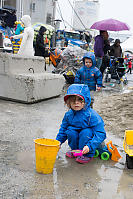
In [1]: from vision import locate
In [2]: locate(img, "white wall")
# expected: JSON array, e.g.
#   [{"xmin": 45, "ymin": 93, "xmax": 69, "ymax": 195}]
[
  {"xmin": 16, "ymin": 0, "xmax": 53, "ymax": 25},
  {"xmin": 73, "ymin": 0, "xmax": 99, "ymax": 30}
]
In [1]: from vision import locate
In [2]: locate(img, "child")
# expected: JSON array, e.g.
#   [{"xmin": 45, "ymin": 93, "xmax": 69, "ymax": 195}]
[
  {"xmin": 127, "ymin": 59, "xmax": 132, "ymax": 74},
  {"xmin": 56, "ymin": 84, "xmax": 106, "ymax": 164},
  {"xmin": 74, "ymin": 52, "xmax": 102, "ymax": 91},
  {"xmin": 74, "ymin": 52, "xmax": 102, "ymax": 107}
]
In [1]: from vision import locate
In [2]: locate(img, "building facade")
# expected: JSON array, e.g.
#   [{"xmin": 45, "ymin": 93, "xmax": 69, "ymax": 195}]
[
  {"xmin": 0, "ymin": 0, "xmax": 55, "ymax": 25},
  {"xmin": 73, "ymin": 0, "xmax": 99, "ymax": 31}
]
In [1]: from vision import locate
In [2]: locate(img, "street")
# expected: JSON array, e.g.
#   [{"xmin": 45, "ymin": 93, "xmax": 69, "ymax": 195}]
[{"xmin": 0, "ymin": 73, "xmax": 133, "ymax": 199}]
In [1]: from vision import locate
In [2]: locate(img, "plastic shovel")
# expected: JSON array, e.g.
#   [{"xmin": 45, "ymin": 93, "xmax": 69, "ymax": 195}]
[{"xmin": 106, "ymin": 140, "xmax": 122, "ymax": 162}]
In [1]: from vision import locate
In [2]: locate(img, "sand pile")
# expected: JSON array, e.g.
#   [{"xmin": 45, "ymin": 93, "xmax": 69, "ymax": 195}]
[{"xmin": 95, "ymin": 91, "xmax": 133, "ymax": 138}]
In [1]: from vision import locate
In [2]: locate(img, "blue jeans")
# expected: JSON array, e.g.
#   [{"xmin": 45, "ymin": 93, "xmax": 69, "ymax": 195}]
[{"xmin": 96, "ymin": 57, "xmax": 103, "ymax": 69}]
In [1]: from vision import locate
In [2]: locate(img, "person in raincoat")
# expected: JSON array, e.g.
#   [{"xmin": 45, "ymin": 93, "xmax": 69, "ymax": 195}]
[
  {"xmin": 74, "ymin": 52, "xmax": 102, "ymax": 91},
  {"xmin": 10, "ymin": 15, "xmax": 34, "ymax": 56},
  {"xmin": 109, "ymin": 39, "xmax": 122, "ymax": 58},
  {"xmin": 34, "ymin": 26, "xmax": 47, "ymax": 58},
  {"xmin": 94, "ymin": 30, "xmax": 108, "ymax": 69},
  {"xmin": 74, "ymin": 52, "xmax": 102, "ymax": 107},
  {"xmin": 56, "ymin": 84, "xmax": 106, "ymax": 164}
]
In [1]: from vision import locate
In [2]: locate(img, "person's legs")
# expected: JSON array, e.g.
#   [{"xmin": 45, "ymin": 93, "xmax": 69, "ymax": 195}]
[
  {"xmin": 90, "ymin": 91, "xmax": 94, "ymax": 108},
  {"xmin": 96, "ymin": 57, "xmax": 103, "ymax": 69},
  {"xmin": 127, "ymin": 68, "xmax": 129, "ymax": 73},
  {"xmin": 66, "ymin": 129, "xmax": 79, "ymax": 150},
  {"xmin": 75, "ymin": 128, "xmax": 94, "ymax": 163},
  {"xmin": 65, "ymin": 129, "xmax": 79, "ymax": 158},
  {"xmin": 78, "ymin": 128, "xmax": 95, "ymax": 157},
  {"xmin": 100, "ymin": 55, "xmax": 109, "ymax": 76}
]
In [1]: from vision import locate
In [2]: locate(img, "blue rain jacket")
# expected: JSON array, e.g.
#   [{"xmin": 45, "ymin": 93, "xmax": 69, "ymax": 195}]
[
  {"xmin": 74, "ymin": 52, "xmax": 103, "ymax": 91},
  {"xmin": 56, "ymin": 84, "xmax": 106, "ymax": 154}
]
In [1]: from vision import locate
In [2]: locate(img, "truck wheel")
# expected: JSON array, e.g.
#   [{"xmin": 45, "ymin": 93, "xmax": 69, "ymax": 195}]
[
  {"xmin": 126, "ymin": 154, "xmax": 133, "ymax": 169},
  {"xmin": 101, "ymin": 152, "xmax": 110, "ymax": 160},
  {"xmin": 94, "ymin": 150, "xmax": 99, "ymax": 157}
]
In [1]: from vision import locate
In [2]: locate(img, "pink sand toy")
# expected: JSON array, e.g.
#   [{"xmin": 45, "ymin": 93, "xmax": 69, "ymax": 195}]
[{"xmin": 71, "ymin": 150, "xmax": 83, "ymax": 157}]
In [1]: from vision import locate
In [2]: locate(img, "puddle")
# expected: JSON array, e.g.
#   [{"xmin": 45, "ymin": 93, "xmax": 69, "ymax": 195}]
[
  {"xmin": 0, "ymin": 73, "xmax": 133, "ymax": 198},
  {"xmin": 97, "ymin": 165, "xmax": 124, "ymax": 199},
  {"xmin": 16, "ymin": 151, "xmax": 35, "ymax": 172}
]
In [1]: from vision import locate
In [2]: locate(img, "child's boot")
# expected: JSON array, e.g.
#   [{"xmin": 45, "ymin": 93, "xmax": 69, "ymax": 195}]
[
  {"xmin": 66, "ymin": 151, "xmax": 75, "ymax": 158},
  {"xmin": 76, "ymin": 155, "xmax": 93, "ymax": 164}
]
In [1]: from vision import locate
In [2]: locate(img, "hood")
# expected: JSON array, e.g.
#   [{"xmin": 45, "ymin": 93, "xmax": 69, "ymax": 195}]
[
  {"xmin": 21, "ymin": 15, "xmax": 31, "ymax": 27},
  {"xmin": 83, "ymin": 52, "xmax": 96, "ymax": 66},
  {"xmin": 39, "ymin": 26, "xmax": 47, "ymax": 35},
  {"xmin": 64, "ymin": 84, "xmax": 91, "ymax": 106},
  {"xmin": 114, "ymin": 39, "xmax": 120, "ymax": 44}
]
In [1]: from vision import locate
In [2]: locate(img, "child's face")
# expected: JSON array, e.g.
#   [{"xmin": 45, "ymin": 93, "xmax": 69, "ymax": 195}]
[
  {"xmin": 69, "ymin": 96, "xmax": 85, "ymax": 111},
  {"xmin": 85, "ymin": 58, "xmax": 92, "ymax": 68}
]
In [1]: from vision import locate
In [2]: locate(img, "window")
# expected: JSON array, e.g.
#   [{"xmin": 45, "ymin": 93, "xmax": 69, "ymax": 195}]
[
  {"xmin": 30, "ymin": 3, "xmax": 35, "ymax": 12},
  {"xmin": 46, "ymin": 13, "xmax": 52, "ymax": 24}
]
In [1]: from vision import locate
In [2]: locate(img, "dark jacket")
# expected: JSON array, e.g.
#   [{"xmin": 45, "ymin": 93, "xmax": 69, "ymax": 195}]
[
  {"xmin": 34, "ymin": 26, "xmax": 47, "ymax": 57},
  {"xmin": 109, "ymin": 44, "xmax": 122, "ymax": 57},
  {"xmin": 103, "ymin": 39, "xmax": 110, "ymax": 55},
  {"xmin": 56, "ymin": 84, "xmax": 106, "ymax": 152},
  {"xmin": 94, "ymin": 35, "xmax": 104, "ymax": 57},
  {"xmin": 74, "ymin": 52, "xmax": 103, "ymax": 91},
  {"xmin": 4, "ymin": 12, "xmax": 16, "ymax": 28}
]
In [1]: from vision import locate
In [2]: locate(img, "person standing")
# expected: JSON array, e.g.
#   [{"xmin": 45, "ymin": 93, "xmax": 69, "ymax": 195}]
[
  {"xmin": 94, "ymin": 30, "xmax": 108, "ymax": 69},
  {"xmin": 34, "ymin": 26, "xmax": 47, "ymax": 58},
  {"xmin": 127, "ymin": 59, "xmax": 132, "ymax": 74},
  {"xmin": 74, "ymin": 52, "xmax": 102, "ymax": 107},
  {"xmin": 100, "ymin": 32, "xmax": 111, "ymax": 76},
  {"xmin": 74, "ymin": 52, "xmax": 102, "ymax": 91},
  {"xmin": 109, "ymin": 39, "xmax": 122, "ymax": 58}
]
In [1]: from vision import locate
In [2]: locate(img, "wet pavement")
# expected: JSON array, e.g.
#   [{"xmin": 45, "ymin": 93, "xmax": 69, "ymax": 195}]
[{"xmin": 0, "ymin": 72, "xmax": 133, "ymax": 199}]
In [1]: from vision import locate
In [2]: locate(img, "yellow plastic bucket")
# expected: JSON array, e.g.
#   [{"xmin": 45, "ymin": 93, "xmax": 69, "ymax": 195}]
[
  {"xmin": 123, "ymin": 130, "xmax": 133, "ymax": 156},
  {"xmin": 34, "ymin": 138, "xmax": 60, "ymax": 174}
]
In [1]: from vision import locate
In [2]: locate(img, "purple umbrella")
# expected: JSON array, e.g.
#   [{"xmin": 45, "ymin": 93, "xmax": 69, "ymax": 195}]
[{"xmin": 90, "ymin": 18, "xmax": 130, "ymax": 31}]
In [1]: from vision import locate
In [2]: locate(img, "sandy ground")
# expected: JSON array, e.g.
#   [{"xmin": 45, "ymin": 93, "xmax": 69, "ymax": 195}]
[
  {"xmin": 94, "ymin": 90, "xmax": 133, "ymax": 138},
  {"xmin": 0, "ymin": 73, "xmax": 133, "ymax": 199}
]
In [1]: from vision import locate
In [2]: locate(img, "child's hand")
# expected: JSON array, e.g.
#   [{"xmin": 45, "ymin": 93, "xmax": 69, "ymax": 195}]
[
  {"xmin": 82, "ymin": 145, "xmax": 89, "ymax": 154},
  {"xmin": 97, "ymin": 86, "xmax": 101, "ymax": 91}
]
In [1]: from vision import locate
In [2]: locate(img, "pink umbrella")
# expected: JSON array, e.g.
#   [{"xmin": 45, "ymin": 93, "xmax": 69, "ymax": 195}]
[{"xmin": 90, "ymin": 18, "xmax": 130, "ymax": 31}]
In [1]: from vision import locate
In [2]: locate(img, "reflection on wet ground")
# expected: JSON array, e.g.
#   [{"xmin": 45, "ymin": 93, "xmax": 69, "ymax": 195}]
[{"xmin": 0, "ymin": 73, "xmax": 133, "ymax": 199}]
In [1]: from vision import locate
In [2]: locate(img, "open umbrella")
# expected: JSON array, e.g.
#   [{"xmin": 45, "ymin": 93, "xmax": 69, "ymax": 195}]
[{"xmin": 90, "ymin": 18, "xmax": 130, "ymax": 31}]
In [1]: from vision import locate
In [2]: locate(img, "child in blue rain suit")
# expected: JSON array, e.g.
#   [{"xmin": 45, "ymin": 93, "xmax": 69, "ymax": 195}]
[
  {"xmin": 74, "ymin": 52, "xmax": 103, "ymax": 107},
  {"xmin": 56, "ymin": 84, "xmax": 106, "ymax": 164},
  {"xmin": 74, "ymin": 52, "xmax": 103, "ymax": 91}
]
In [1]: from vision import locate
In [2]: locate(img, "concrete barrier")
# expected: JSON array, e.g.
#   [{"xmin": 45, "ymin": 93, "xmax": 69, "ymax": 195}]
[{"xmin": 0, "ymin": 53, "xmax": 65, "ymax": 103}]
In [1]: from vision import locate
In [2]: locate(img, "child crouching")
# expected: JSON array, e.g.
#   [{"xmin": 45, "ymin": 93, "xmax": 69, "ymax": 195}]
[{"xmin": 56, "ymin": 84, "xmax": 106, "ymax": 164}]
